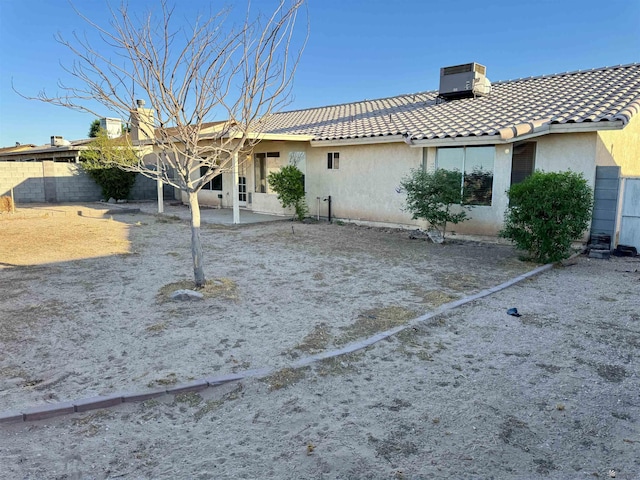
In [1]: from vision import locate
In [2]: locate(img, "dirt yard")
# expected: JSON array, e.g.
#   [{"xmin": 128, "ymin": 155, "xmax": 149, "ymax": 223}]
[{"xmin": 0, "ymin": 205, "xmax": 638, "ymax": 479}]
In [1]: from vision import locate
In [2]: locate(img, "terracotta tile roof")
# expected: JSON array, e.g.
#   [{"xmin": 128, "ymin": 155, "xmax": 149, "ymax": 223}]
[{"xmin": 261, "ymin": 63, "xmax": 640, "ymax": 142}]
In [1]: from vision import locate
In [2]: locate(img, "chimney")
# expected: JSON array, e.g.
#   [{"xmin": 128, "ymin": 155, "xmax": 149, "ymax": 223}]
[
  {"xmin": 51, "ymin": 136, "xmax": 71, "ymax": 147},
  {"xmin": 100, "ymin": 117, "xmax": 123, "ymax": 139},
  {"xmin": 130, "ymin": 99, "xmax": 155, "ymax": 142}
]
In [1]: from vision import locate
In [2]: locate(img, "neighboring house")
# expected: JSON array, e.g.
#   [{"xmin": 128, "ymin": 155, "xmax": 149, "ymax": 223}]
[
  {"xmin": 0, "ymin": 135, "xmax": 158, "ymax": 203},
  {"xmin": 177, "ymin": 62, "xmax": 639, "ymax": 241}
]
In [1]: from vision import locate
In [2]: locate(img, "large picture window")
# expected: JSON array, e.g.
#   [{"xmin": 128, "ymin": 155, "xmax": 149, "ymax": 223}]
[{"xmin": 436, "ymin": 146, "xmax": 494, "ymax": 205}]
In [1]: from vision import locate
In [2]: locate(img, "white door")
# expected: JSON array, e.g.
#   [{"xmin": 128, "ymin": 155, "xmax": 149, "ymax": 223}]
[{"xmin": 238, "ymin": 176, "xmax": 247, "ymax": 207}]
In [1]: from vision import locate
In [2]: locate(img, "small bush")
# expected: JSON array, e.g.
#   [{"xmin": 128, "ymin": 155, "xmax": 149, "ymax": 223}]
[
  {"xmin": 267, "ymin": 164, "xmax": 308, "ymax": 221},
  {"xmin": 0, "ymin": 196, "xmax": 14, "ymax": 213},
  {"xmin": 401, "ymin": 168, "xmax": 470, "ymax": 240},
  {"xmin": 500, "ymin": 170, "xmax": 593, "ymax": 263}
]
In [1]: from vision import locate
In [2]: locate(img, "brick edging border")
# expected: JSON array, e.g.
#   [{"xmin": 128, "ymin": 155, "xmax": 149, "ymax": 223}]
[{"xmin": 0, "ymin": 261, "xmax": 556, "ymax": 424}]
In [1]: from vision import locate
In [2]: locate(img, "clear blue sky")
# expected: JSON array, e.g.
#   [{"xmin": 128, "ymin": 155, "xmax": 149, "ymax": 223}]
[{"xmin": 0, "ymin": 0, "xmax": 638, "ymax": 147}]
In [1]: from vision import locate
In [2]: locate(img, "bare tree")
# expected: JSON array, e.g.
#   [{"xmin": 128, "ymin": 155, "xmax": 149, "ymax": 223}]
[{"xmin": 21, "ymin": 0, "xmax": 306, "ymax": 287}]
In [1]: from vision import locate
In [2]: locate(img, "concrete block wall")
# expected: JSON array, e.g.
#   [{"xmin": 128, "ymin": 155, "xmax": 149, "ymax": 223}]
[
  {"xmin": 53, "ymin": 163, "xmax": 102, "ymax": 202},
  {"xmin": 0, "ymin": 161, "xmax": 158, "ymax": 203},
  {"xmin": 0, "ymin": 162, "xmax": 46, "ymax": 202},
  {"xmin": 130, "ymin": 174, "xmax": 159, "ymax": 200}
]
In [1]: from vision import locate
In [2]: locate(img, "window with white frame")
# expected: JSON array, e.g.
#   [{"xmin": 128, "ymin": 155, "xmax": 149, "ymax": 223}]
[
  {"xmin": 436, "ymin": 146, "xmax": 494, "ymax": 206},
  {"xmin": 327, "ymin": 152, "xmax": 339, "ymax": 169}
]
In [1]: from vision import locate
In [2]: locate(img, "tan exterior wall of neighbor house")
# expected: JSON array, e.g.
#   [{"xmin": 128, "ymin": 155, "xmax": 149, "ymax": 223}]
[
  {"xmin": 596, "ymin": 114, "xmax": 640, "ymax": 176},
  {"xmin": 304, "ymin": 142, "xmax": 422, "ymax": 225}
]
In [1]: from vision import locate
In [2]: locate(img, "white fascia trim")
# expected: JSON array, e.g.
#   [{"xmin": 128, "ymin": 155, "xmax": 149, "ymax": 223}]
[
  {"xmin": 243, "ymin": 132, "xmax": 315, "ymax": 142},
  {"xmin": 410, "ymin": 136, "xmax": 507, "ymax": 147},
  {"xmin": 548, "ymin": 121, "xmax": 625, "ymax": 133},
  {"xmin": 197, "ymin": 132, "xmax": 315, "ymax": 142},
  {"xmin": 310, "ymin": 134, "xmax": 406, "ymax": 147},
  {"xmin": 409, "ymin": 121, "xmax": 626, "ymax": 147},
  {"xmin": 507, "ymin": 121, "xmax": 625, "ymax": 142}
]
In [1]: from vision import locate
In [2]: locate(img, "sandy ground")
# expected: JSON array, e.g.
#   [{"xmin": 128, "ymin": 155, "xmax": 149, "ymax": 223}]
[{"xmin": 0, "ymin": 204, "xmax": 638, "ymax": 479}]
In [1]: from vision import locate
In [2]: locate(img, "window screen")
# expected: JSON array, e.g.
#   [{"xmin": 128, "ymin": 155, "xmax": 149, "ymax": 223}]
[{"xmin": 511, "ymin": 142, "xmax": 536, "ymax": 185}]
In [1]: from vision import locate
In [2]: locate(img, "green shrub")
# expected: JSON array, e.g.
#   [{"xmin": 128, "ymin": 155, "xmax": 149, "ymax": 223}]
[
  {"xmin": 401, "ymin": 168, "xmax": 470, "ymax": 240},
  {"xmin": 500, "ymin": 170, "xmax": 593, "ymax": 263},
  {"xmin": 267, "ymin": 164, "xmax": 308, "ymax": 221},
  {"xmin": 80, "ymin": 130, "xmax": 139, "ymax": 201},
  {"xmin": 88, "ymin": 119, "xmax": 101, "ymax": 138}
]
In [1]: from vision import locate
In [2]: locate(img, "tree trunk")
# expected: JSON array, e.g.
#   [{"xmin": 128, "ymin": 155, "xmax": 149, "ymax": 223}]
[{"xmin": 188, "ymin": 190, "xmax": 206, "ymax": 288}]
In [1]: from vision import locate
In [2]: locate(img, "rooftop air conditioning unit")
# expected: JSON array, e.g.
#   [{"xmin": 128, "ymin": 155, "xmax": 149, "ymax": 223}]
[{"xmin": 438, "ymin": 62, "xmax": 491, "ymax": 100}]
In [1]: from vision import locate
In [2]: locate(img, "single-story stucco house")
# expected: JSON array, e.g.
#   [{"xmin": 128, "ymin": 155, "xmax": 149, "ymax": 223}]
[
  {"xmin": 3, "ymin": 62, "xmax": 639, "ymax": 246},
  {"xmin": 175, "ymin": 62, "xmax": 639, "ymax": 244}
]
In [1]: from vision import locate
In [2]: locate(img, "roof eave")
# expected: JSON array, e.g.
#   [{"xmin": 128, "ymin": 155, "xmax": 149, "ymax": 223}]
[
  {"xmin": 410, "ymin": 135, "xmax": 507, "ymax": 147},
  {"xmin": 410, "ymin": 120, "xmax": 627, "ymax": 147},
  {"xmin": 243, "ymin": 132, "xmax": 315, "ymax": 142},
  {"xmin": 547, "ymin": 120, "xmax": 626, "ymax": 134},
  {"xmin": 310, "ymin": 134, "xmax": 407, "ymax": 147}
]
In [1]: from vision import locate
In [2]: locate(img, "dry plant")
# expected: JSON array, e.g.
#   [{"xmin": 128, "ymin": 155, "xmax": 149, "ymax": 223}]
[
  {"xmin": 0, "ymin": 196, "xmax": 14, "ymax": 213},
  {"xmin": 316, "ymin": 352, "xmax": 364, "ymax": 377},
  {"xmin": 261, "ymin": 367, "xmax": 308, "ymax": 391},
  {"xmin": 157, "ymin": 278, "xmax": 239, "ymax": 303},
  {"xmin": 18, "ymin": 0, "xmax": 307, "ymax": 288},
  {"xmin": 336, "ymin": 306, "xmax": 417, "ymax": 345},
  {"xmin": 193, "ymin": 384, "xmax": 244, "ymax": 421},
  {"xmin": 291, "ymin": 322, "xmax": 332, "ymax": 354}
]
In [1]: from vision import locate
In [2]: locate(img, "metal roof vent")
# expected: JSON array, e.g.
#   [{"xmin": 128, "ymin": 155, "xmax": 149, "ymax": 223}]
[{"xmin": 438, "ymin": 62, "xmax": 491, "ymax": 100}]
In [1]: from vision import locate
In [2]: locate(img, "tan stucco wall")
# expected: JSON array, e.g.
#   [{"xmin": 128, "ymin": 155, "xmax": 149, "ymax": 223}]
[
  {"xmin": 304, "ymin": 142, "xmax": 422, "ymax": 225},
  {"xmin": 209, "ymin": 129, "xmax": 612, "ymax": 236},
  {"xmin": 535, "ymin": 132, "xmax": 597, "ymax": 187},
  {"xmin": 596, "ymin": 114, "xmax": 640, "ymax": 176},
  {"xmin": 250, "ymin": 140, "xmax": 308, "ymax": 216},
  {"xmin": 348, "ymin": 133, "xmax": 596, "ymax": 235}
]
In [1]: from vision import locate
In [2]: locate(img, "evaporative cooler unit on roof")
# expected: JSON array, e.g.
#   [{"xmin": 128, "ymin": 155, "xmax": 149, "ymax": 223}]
[{"xmin": 438, "ymin": 62, "xmax": 491, "ymax": 100}]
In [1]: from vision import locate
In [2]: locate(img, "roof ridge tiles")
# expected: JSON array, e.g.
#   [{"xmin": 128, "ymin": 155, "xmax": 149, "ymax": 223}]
[
  {"xmin": 271, "ymin": 91, "xmax": 439, "ymax": 116},
  {"xmin": 491, "ymin": 62, "xmax": 640, "ymax": 86}
]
